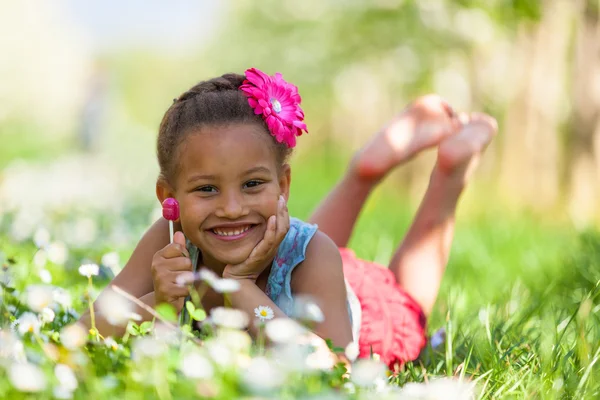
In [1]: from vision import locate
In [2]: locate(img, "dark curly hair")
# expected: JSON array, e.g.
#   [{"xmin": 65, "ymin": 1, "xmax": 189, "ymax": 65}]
[{"xmin": 157, "ymin": 73, "xmax": 292, "ymax": 185}]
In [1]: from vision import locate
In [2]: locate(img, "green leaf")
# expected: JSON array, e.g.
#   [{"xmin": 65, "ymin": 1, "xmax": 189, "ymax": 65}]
[
  {"xmin": 155, "ymin": 303, "xmax": 177, "ymax": 323},
  {"xmin": 185, "ymin": 300, "xmax": 195, "ymax": 315},
  {"xmin": 126, "ymin": 322, "xmax": 140, "ymax": 336},
  {"xmin": 191, "ymin": 308, "xmax": 206, "ymax": 322},
  {"xmin": 325, "ymin": 338, "xmax": 334, "ymax": 350},
  {"xmin": 139, "ymin": 321, "xmax": 153, "ymax": 334}
]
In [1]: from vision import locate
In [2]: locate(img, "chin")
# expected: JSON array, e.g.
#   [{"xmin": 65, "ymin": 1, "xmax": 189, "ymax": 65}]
[{"xmin": 212, "ymin": 248, "xmax": 254, "ymax": 266}]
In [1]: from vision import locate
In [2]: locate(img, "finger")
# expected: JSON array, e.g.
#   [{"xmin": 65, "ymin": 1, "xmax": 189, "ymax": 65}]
[
  {"xmin": 276, "ymin": 195, "xmax": 290, "ymax": 241},
  {"xmin": 156, "ymin": 257, "xmax": 192, "ymax": 272},
  {"xmin": 165, "ymin": 281, "xmax": 191, "ymax": 297},
  {"xmin": 173, "ymin": 231, "xmax": 189, "ymax": 256},
  {"xmin": 160, "ymin": 242, "xmax": 190, "ymax": 259},
  {"xmin": 260, "ymin": 215, "xmax": 277, "ymax": 250},
  {"xmin": 175, "ymin": 271, "xmax": 196, "ymax": 286},
  {"xmin": 248, "ymin": 215, "xmax": 277, "ymax": 260}
]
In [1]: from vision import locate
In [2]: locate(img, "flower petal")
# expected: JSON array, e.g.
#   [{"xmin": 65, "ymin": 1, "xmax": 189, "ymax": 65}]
[{"xmin": 239, "ymin": 67, "xmax": 307, "ymax": 148}]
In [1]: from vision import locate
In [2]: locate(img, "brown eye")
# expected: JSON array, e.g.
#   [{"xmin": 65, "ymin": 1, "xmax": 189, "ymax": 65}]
[
  {"xmin": 243, "ymin": 180, "xmax": 263, "ymax": 189},
  {"xmin": 196, "ymin": 186, "xmax": 217, "ymax": 193}
]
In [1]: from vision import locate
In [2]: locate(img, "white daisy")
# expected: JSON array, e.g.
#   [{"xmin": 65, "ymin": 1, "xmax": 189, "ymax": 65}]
[
  {"xmin": 33, "ymin": 250, "xmax": 48, "ymax": 269},
  {"xmin": 205, "ymin": 340, "xmax": 234, "ymax": 367},
  {"xmin": 38, "ymin": 269, "xmax": 52, "ymax": 284},
  {"xmin": 350, "ymin": 359, "xmax": 388, "ymax": 387},
  {"xmin": 8, "ymin": 363, "xmax": 47, "ymax": 392},
  {"xmin": 292, "ymin": 295, "xmax": 324, "ymax": 323},
  {"xmin": 53, "ymin": 288, "xmax": 73, "ymax": 309},
  {"xmin": 60, "ymin": 323, "xmax": 88, "ymax": 350},
  {"xmin": 132, "ymin": 337, "xmax": 167, "ymax": 360},
  {"xmin": 211, "ymin": 278, "xmax": 241, "ymax": 293},
  {"xmin": 180, "ymin": 352, "xmax": 214, "ymax": 380},
  {"xmin": 344, "ymin": 341, "xmax": 360, "ymax": 362},
  {"xmin": 46, "ymin": 242, "xmax": 68, "ymax": 265},
  {"xmin": 400, "ymin": 378, "xmax": 476, "ymax": 400},
  {"xmin": 210, "ymin": 307, "xmax": 249, "ymax": 330},
  {"xmin": 101, "ymin": 252, "xmax": 120, "ymax": 272},
  {"xmin": 16, "ymin": 312, "xmax": 42, "ymax": 335},
  {"xmin": 25, "ymin": 284, "xmax": 55, "ymax": 312},
  {"xmin": 306, "ymin": 345, "xmax": 336, "ymax": 371},
  {"xmin": 241, "ymin": 356, "xmax": 285, "ymax": 393},
  {"xmin": 97, "ymin": 288, "xmax": 135, "ymax": 326},
  {"xmin": 198, "ymin": 268, "xmax": 219, "ymax": 286},
  {"xmin": 254, "ymin": 305, "xmax": 274, "ymax": 322},
  {"xmin": 55, "ymin": 364, "xmax": 78, "ymax": 391},
  {"xmin": 216, "ymin": 329, "xmax": 252, "ymax": 353},
  {"xmin": 40, "ymin": 307, "xmax": 55, "ymax": 324},
  {"xmin": 104, "ymin": 337, "xmax": 119, "ymax": 351},
  {"xmin": 78, "ymin": 263, "xmax": 99, "ymax": 278},
  {"xmin": 0, "ymin": 329, "xmax": 25, "ymax": 361},
  {"xmin": 33, "ymin": 227, "xmax": 51, "ymax": 248},
  {"xmin": 265, "ymin": 318, "xmax": 305, "ymax": 343}
]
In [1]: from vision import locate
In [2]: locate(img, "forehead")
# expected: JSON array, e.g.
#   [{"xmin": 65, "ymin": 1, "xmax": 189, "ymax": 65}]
[{"xmin": 178, "ymin": 123, "xmax": 277, "ymax": 173}]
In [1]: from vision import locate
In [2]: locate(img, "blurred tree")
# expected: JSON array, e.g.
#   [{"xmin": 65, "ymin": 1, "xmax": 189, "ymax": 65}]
[
  {"xmin": 203, "ymin": 0, "xmax": 598, "ymax": 216},
  {"xmin": 566, "ymin": 0, "xmax": 600, "ymax": 225}
]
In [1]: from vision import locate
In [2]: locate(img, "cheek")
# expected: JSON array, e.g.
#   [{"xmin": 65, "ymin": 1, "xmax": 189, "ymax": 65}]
[
  {"xmin": 259, "ymin": 195, "xmax": 279, "ymax": 216},
  {"xmin": 179, "ymin": 197, "xmax": 208, "ymax": 224}
]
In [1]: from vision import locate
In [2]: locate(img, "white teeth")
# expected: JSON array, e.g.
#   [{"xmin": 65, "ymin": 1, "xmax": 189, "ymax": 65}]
[{"xmin": 213, "ymin": 225, "xmax": 251, "ymax": 237}]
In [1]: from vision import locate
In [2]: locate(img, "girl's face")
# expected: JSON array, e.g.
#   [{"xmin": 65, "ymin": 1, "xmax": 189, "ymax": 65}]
[{"xmin": 160, "ymin": 123, "xmax": 290, "ymax": 268}]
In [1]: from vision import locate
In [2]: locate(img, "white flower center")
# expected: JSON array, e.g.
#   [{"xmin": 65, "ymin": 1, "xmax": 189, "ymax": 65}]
[{"xmin": 270, "ymin": 98, "xmax": 282, "ymax": 113}]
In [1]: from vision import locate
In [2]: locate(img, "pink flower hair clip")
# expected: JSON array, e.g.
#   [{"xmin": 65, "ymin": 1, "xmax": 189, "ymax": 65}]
[{"xmin": 239, "ymin": 68, "xmax": 308, "ymax": 148}]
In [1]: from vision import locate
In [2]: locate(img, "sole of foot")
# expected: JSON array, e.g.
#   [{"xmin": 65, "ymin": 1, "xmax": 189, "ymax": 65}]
[
  {"xmin": 437, "ymin": 112, "xmax": 498, "ymax": 179},
  {"xmin": 353, "ymin": 95, "xmax": 461, "ymax": 182}
]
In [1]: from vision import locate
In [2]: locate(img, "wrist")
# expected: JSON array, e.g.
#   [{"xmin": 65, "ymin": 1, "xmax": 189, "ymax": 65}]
[{"xmin": 222, "ymin": 269, "xmax": 259, "ymax": 282}]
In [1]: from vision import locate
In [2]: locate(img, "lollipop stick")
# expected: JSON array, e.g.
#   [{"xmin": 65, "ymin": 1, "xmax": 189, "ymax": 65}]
[{"xmin": 169, "ymin": 221, "xmax": 174, "ymax": 244}]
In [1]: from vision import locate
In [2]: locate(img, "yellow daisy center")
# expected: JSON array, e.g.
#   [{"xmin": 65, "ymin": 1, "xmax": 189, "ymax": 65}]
[{"xmin": 260, "ymin": 310, "xmax": 268, "ymax": 317}]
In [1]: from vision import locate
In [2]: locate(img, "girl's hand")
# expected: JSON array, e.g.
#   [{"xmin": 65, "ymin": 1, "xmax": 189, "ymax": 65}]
[
  {"xmin": 151, "ymin": 231, "xmax": 194, "ymax": 313},
  {"xmin": 223, "ymin": 195, "xmax": 290, "ymax": 281}
]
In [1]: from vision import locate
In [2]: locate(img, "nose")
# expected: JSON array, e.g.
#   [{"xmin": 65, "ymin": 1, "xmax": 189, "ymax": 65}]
[{"xmin": 215, "ymin": 189, "xmax": 247, "ymax": 219}]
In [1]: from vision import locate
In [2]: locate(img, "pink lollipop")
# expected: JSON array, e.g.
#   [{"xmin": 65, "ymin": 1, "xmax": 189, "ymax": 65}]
[{"xmin": 162, "ymin": 198, "xmax": 179, "ymax": 243}]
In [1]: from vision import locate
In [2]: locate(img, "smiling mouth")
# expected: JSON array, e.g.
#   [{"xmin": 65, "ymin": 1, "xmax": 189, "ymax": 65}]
[{"xmin": 210, "ymin": 224, "xmax": 256, "ymax": 238}]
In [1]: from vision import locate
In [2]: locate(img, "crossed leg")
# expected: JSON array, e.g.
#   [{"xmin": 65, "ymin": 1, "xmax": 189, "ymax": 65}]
[{"xmin": 309, "ymin": 101, "xmax": 497, "ymax": 317}]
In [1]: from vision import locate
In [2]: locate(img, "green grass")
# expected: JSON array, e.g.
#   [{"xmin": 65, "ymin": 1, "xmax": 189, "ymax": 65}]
[{"xmin": 0, "ymin": 150, "xmax": 599, "ymax": 398}]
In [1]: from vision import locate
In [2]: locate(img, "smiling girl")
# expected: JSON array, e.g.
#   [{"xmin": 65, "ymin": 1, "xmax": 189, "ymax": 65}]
[{"xmin": 82, "ymin": 68, "xmax": 496, "ymax": 368}]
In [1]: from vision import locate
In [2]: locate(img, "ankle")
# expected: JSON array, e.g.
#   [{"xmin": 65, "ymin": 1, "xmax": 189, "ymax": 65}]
[
  {"xmin": 429, "ymin": 165, "xmax": 466, "ymax": 198},
  {"xmin": 345, "ymin": 161, "xmax": 379, "ymax": 192}
]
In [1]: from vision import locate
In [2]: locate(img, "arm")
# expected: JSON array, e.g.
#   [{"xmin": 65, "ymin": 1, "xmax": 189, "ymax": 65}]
[
  {"xmin": 79, "ymin": 218, "xmax": 172, "ymax": 336},
  {"xmin": 222, "ymin": 277, "xmax": 287, "ymax": 336},
  {"xmin": 291, "ymin": 231, "xmax": 354, "ymax": 350}
]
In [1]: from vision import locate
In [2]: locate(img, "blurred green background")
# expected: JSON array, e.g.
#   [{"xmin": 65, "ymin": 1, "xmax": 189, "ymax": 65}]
[{"xmin": 1, "ymin": 1, "xmax": 600, "ymax": 396}]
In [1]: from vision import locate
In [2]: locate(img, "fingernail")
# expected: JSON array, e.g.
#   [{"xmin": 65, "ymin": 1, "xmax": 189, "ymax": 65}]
[{"xmin": 279, "ymin": 195, "xmax": 285, "ymax": 205}]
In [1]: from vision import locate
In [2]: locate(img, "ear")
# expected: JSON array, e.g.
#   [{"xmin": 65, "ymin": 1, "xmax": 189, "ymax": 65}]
[
  {"xmin": 156, "ymin": 178, "xmax": 175, "ymax": 206},
  {"xmin": 278, "ymin": 163, "xmax": 291, "ymax": 201}
]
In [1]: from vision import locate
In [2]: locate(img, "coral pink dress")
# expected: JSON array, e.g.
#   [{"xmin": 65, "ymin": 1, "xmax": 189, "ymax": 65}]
[{"xmin": 339, "ymin": 248, "xmax": 427, "ymax": 367}]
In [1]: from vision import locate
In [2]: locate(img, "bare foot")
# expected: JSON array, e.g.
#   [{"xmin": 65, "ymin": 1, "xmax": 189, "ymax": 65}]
[
  {"xmin": 437, "ymin": 112, "xmax": 498, "ymax": 182},
  {"xmin": 353, "ymin": 95, "xmax": 461, "ymax": 181}
]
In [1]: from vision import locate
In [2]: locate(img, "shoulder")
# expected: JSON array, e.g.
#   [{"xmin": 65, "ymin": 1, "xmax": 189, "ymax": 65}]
[
  {"xmin": 291, "ymin": 229, "xmax": 344, "ymax": 291},
  {"xmin": 305, "ymin": 230, "xmax": 341, "ymax": 264}
]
